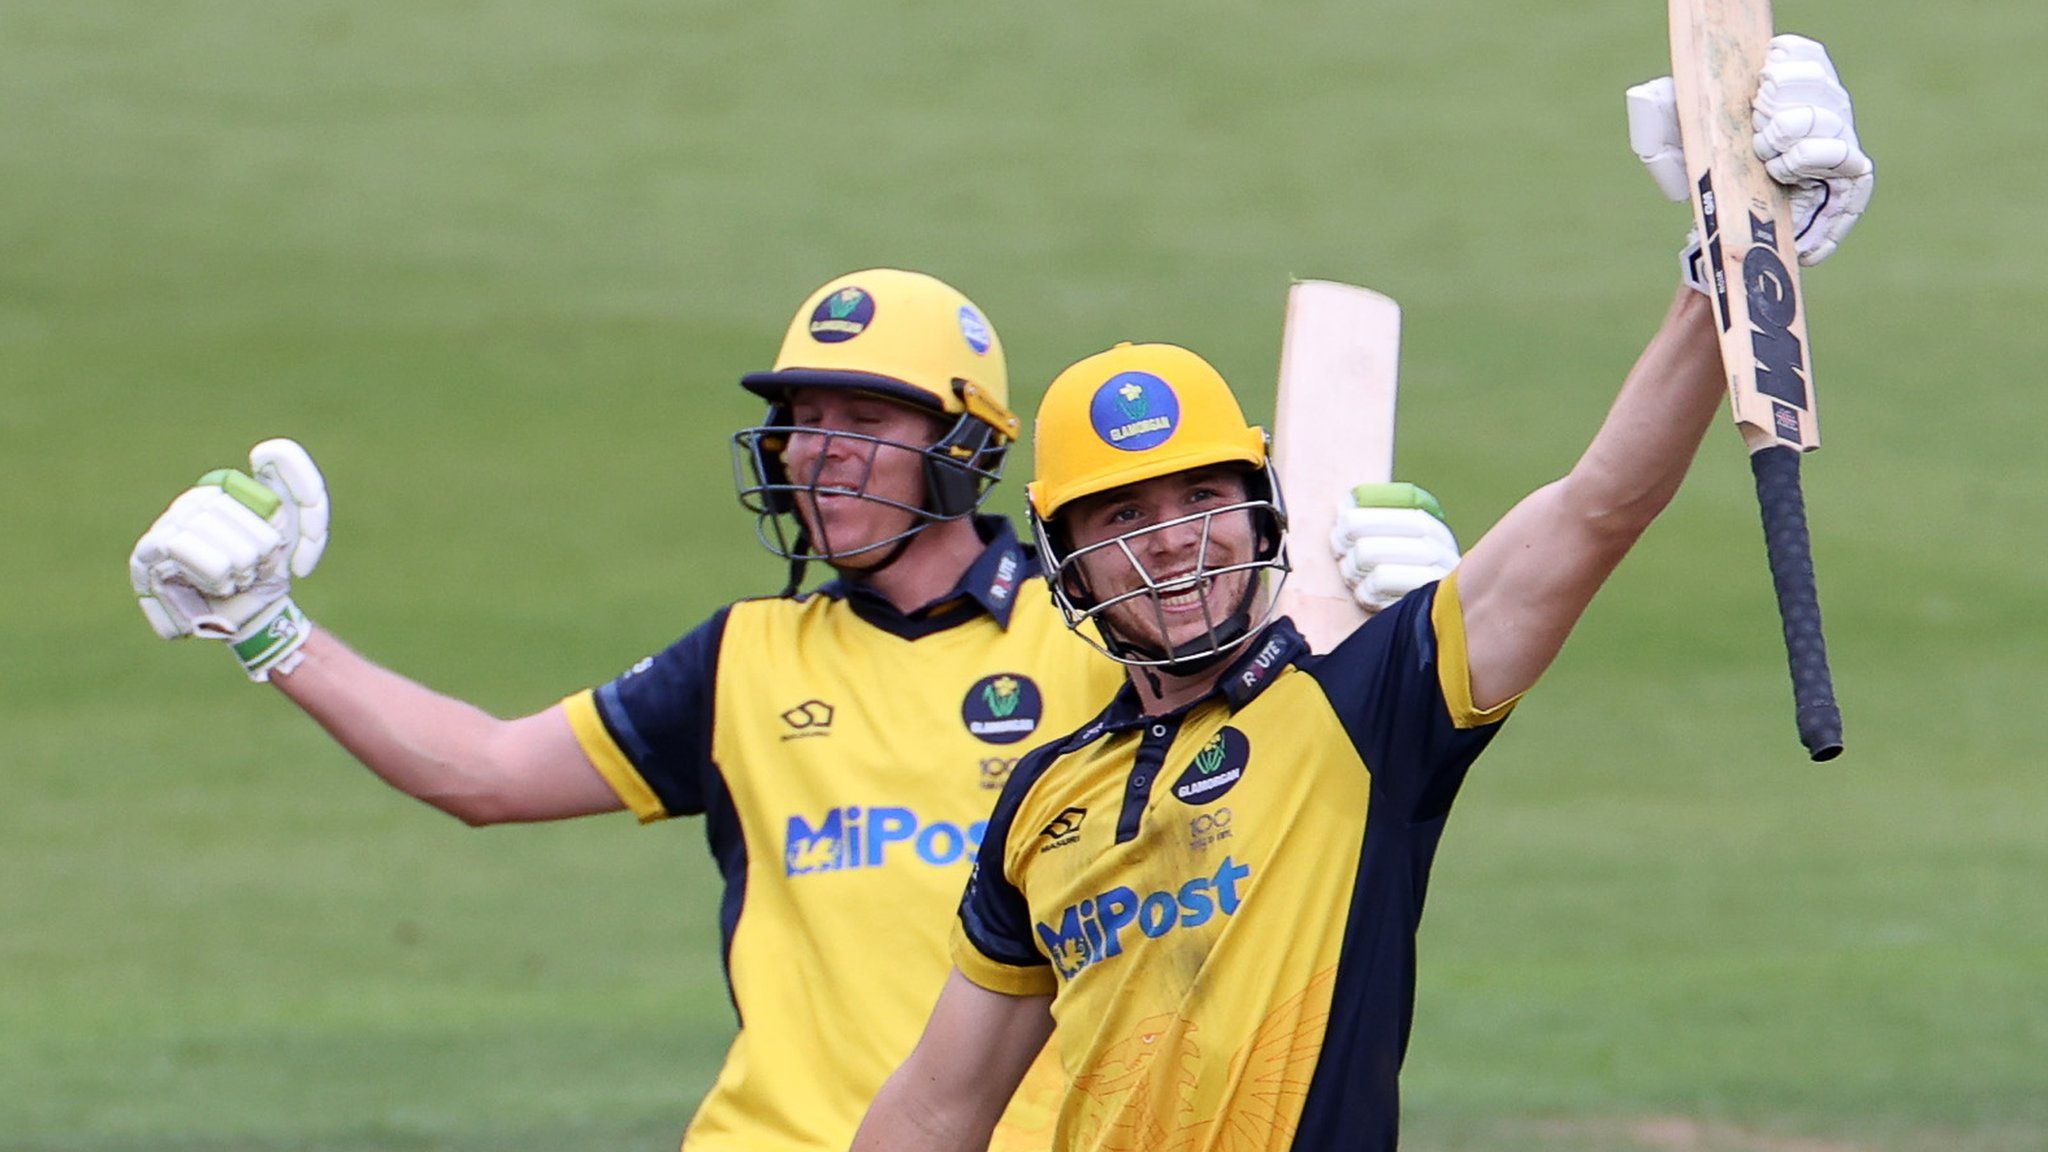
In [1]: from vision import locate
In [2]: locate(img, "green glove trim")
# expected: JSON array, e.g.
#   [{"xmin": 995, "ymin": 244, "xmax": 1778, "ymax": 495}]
[
  {"xmin": 198, "ymin": 469, "xmax": 282, "ymax": 519},
  {"xmin": 231, "ymin": 599, "xmax": 312, "ymax": 681},
  {"xmin": 1350, "ymin": 482, "xmax": 1444, "ymax": 522}
]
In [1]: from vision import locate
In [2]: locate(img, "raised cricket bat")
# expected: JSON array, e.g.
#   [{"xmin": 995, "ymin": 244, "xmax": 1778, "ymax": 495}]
[
  {"xmin": 1270, "ymin": 280, "xmax": 1401, "ymax": 653},
  {"xmin": 1670, "ymin": 0, "xmax": 1844, "ymax": 760}
]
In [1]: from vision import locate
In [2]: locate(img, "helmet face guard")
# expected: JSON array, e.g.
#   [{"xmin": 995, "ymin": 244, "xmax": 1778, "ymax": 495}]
[
  {"xmin": 1031, "ymin": 461, "xmax": 1291, "ymax": 670},
  {"xmin": 733, "ymin": 399, "xmax": 1010, "ymax": 564},
  {"xmin": 1025, "ymin": 342, "xmax": 1290, "ymax": 668},
  {"xmin": 728, "ymin": 269, "xmax": 1017, "ymax": 571}
]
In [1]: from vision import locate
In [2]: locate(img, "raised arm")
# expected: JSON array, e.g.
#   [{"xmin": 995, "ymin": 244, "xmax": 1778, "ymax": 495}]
[
  {"xmin": 851, "ymin": 969, "xmax": 1054, "ymax": 1152},
  {"xmin": 1453, "ymin": 35, "xmax": 1873, "ymax": 711},
  {"xmin": 1455, "ymin": 287, "xmax": 1723, "ymax": 711},
  {"xmin": 130, "ymin": 439, "xmax": 622, "ymax": 826},
  {"xmin": 274, "ymin": 631, "xmax": 620, "ymax": 825}
]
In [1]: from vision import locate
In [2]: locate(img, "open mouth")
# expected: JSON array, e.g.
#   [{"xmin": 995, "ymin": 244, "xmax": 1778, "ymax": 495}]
[
  {"xmin": 801, "ymin": 485, "xmax": 869, "ymax": 508},
  {"xmin": 1153, "ymin": 572, "xmax": 1209, "ymax": 613}
]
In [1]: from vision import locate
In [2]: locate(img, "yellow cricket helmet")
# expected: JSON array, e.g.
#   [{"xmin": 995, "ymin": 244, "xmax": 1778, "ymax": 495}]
[
  {"xmin": 734, "ymin": 269, "xmax": 1020, "ymax": 578},
  {"xmin": 1027, "ymin": 342, "xmax": 1268, "ymax": 522},
  {"xmin": 1026, "ymin": 342, "xmax": 1289, "ymax": 670},
  {"xmin": 741, "ymin": 268, "xmax": 1018, "ymax": 440}
]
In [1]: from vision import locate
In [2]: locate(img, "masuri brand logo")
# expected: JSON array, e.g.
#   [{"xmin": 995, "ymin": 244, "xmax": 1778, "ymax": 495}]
[
  {"xmin": 1037, "ymin": 806, "xmax": 1086, "ymax": 853},
  {"xmin": 779, "ymin": 699, "xmax": 835, "ymax": 740}
]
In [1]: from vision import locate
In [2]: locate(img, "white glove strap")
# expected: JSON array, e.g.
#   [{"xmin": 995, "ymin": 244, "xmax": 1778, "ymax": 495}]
[{"xmin": 1680, "ymin": 229, "xmax": 1712, "ymax": 299}]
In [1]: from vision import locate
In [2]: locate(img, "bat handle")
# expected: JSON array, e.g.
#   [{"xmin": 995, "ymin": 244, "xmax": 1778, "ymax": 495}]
[{"xmin": 1749, "ymin": 445, "xmax": 1844, "ymax": 761}]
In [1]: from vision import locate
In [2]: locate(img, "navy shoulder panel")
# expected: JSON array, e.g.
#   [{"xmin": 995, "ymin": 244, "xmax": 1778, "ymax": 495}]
[
  {"xmin": 592, "ymin": 603, "xmax": 733, "ymax": 817},
  {"xmin": 1302, "ymin": 584, "xmax": 1498, "ymax": 824}
]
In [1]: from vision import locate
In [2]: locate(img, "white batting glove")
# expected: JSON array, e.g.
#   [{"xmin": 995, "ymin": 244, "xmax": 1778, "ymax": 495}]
[
  {"xmin": 1332, "ymin": 483, "xmax": 1460, "ymax": 613},
  {"xmin": 1627, "ymin": 35, "xmax": 1873, "ymax": 282},
  {"xmin": 1626, "ymin": 77, "xmax": 1718, "ymax": 296},
  {"xmin": 1627, "ymin": 76, "xmax": 1694, "ymax": 204},
  {"xmin": 1752, "ymin": 34, "xmax": 1873, "ymax": 266},
  {"xmin": 130, "ymin": 439, "xmax": 330, "ymax": 681}
]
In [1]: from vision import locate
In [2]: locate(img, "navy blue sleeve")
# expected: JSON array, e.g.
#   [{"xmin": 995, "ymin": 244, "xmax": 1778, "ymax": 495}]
[
  {"xmin": 590, "ymin": 605, "xmax": 732, "ymax": 818},
  {"xmin": 1306, "ymin": 583, "xmax": 1504, "ymax": 824}
]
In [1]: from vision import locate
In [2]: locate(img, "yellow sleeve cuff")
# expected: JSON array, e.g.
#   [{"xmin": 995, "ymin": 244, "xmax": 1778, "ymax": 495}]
[
  {"xmin": 561, "ymin": 689, "xmax": 670, "ymax": 823},
  {"xmin": 1431, "ymin": 569, "xmax": 1521, "ymax": 730},
  {"xmin": 951, "ymin": 923, "xmax": 1058, "ymax": 998}
]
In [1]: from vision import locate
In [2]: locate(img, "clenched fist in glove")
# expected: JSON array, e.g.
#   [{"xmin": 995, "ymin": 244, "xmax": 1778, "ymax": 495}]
[
  {"xmin": 1627, "ymin": 33, "xmax": 1873, "ymax": 284},
  {"xmin": 130, "ymin": 439, "xmax": 330, "ymax": 681},
  {"xmin": 1333, "ymin": 483, "xmax": 1461, "ymax": 613}
]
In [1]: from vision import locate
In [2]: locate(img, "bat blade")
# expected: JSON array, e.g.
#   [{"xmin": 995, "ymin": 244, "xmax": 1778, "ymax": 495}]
[
  {"xmin": 1670, "ymin": 0, "xmax": 1844, "ymax": 759},
  {"xmin": 1269, "ymin": 279, "xmax": 1401, "ymax": 653},
  {"xmin": 1670, "ymin": 0, "xmax": 1821, "ymax": 453}
]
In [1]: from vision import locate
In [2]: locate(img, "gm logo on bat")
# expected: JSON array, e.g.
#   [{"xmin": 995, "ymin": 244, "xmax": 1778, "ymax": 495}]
[{"xmin": 1739, "ymin": 212, "xmax": 1810, "ymax": 441}]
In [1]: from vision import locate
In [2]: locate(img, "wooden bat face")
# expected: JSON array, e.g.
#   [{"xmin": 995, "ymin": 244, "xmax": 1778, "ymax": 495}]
[
  {"xmin": 1269, "ymin": 280, "xmax": 1401, "ymax": 653},
  {"xmin": 1670, "ymin": 0, "xmax": 1820, "ymax": 453},
  {"xmin": 1670, "ymin": 0, "xmax": 1844, "ymax": 759}
]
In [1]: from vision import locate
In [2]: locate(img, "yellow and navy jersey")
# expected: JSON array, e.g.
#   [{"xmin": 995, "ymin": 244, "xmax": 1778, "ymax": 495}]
[
  {"xmin": 560, "ymin": 518, "xmax": 1126, "ymax": 1152},
  {"xmin": 952, "ymin": 572, "xmax": 1514, "ymax": 1152}
]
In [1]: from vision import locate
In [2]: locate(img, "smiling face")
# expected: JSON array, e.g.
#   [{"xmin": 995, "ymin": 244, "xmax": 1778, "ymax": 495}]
[
  {"xmin": 1061, "ymin": 467, "xmax": 1264, "ymax": 657},
  {"xmin": 777, "ymin": 387, "xmax": 947, "ymax": 568}
]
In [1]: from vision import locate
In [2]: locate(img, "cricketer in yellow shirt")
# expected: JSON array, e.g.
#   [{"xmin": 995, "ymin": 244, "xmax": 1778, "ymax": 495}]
[
  {"xmin": 129, "ymin": 268, "xmax": 1112, "ymax": 1152},
  {"xmin": 126, "ymin": 270, "xmax": 1457, "ymax": 1152},
  {"xmin": 853, "ymin": 43, "xmax": 1871, "ymax": 1149},
  {"xmin": 949, "ymin": 581, "xmax": 1508, "ymax": 1148},
  {"xmin": 855, "ymin": 278, "xmax": 1761, "ymax": 1149},
  {"xmin": 858, "ymin": 342, "xmax": 1514, "ymax": 1150},
  {"xmin": 556, "ymin": 276, "xmax": 1453, "ymax": 1149},
  {"xmin": 560, "ymin": 269, "xmax": 1126, "ymax": 1150},
  {"xmin": 563, "ymin": 515, "xmax": 1124, "ymax": 1150}
]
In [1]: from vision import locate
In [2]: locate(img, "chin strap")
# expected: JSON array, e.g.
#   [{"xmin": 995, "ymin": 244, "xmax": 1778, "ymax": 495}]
[
  {"xmin": 1138, "ymin": 665, "xmax": 1166, "ymax": 700},
  {"xmin": 1102, "ymin": 583, "xmax": 1262, "ymax": 675},
  {"xmin": 779, "ymin": 523, "xmax": 813, "ymax": 597},
  {"xmin": 780, "ymin": 555, "xmax": 808, "ymax": 598}
]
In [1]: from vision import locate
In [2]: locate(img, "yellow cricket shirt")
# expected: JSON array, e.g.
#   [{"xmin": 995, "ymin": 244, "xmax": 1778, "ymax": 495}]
[
  {"xmin": 952, "ymin": 573, "xmax": 1515, "ymax": 1151},
  {"xmin": 562, "ymin": 519, "xmax": 1126, "ymax": 1152}
]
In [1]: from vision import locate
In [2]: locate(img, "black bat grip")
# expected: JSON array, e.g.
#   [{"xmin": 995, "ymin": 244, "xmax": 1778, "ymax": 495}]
[{"xmin": 1750, "ymin": 445, "xmax": 1844, "ymax": 761}]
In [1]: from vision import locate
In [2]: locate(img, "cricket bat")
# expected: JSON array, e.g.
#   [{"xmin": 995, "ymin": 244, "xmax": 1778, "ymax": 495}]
[
  {"xmin": 1670, "ymin": 0, "xmax": 1844, "ymax": 760},
  {"xmin": 1270, "ymin": 280, "xmax": 1401, "ymax": 654}
]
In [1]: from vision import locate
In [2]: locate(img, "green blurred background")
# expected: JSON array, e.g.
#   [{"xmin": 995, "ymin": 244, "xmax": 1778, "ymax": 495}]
[{"xmin": 5, "ymin": 1, "xmax": 2043, "ymax": 1149}]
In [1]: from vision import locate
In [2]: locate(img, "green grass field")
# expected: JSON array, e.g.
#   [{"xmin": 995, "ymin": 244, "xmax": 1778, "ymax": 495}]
[{"xmin": 6, "ymin": 1, "xmax": 2044, "ymax": 1149}]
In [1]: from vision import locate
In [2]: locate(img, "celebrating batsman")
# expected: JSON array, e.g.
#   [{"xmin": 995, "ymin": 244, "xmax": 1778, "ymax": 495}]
[
  {"xmin": 127, "ymin": 270, "xmax": 1459, "ymax": 1150},
  {"xmin": 853, "ymin": 37, "xmax": 1872, "ymax": 1152}
]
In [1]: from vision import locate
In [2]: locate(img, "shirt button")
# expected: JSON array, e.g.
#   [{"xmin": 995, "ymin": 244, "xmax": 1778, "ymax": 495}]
[
  {"xmin": 1132, "ymin": 776, "xmax": 1148, "ymax": 789},
  {"xmin": 1150, "ymin": 725, "xmax": 1167, "ymax": 737}
]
